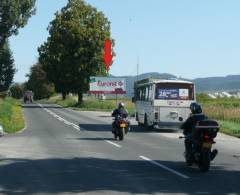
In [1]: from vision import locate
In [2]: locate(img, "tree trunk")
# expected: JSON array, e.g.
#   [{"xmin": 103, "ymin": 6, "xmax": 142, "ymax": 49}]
[
  {"xmin": 62, "ymin": 92, "xmax": 67, "ymax": 100},
  {"xmin": 0, "ymin": 37, "xmax": 7, "ymax": 49},
  {"xmin": 78, "ymin": 91, "xmax": 83, "ymax": 105}
]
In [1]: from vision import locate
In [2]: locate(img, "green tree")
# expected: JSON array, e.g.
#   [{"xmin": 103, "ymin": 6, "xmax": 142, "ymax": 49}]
[
  {"xmin": 0, "ymin": 0, "xmax": 36, "ymax": 48},
  {"xmin": 0, "ymin": 41, "xmax": 16, "ymax": 92},
  {"xmin": 38, "ymin": 0, "xmax": 114, "ymax": 104},
  {"xmin": 26, "ymin": 63, "xmax": 55, "ymax": 100},
  {"xmin": 10, "ymin": 83, "xmax": 25, "ymax": 99}
]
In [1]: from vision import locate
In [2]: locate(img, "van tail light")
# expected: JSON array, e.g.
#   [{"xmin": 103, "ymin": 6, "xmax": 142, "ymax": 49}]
[{"xmin": 155, "ymin": 112, "xmax": 159, "ymax": 120}]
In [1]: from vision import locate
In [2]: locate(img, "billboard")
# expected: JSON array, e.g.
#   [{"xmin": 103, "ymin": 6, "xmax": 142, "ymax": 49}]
[
  {"xmin": 89, "ymin": 77, "xmax": 126, "ymax": 94},
  {"xmin": 156, "ymin": 88, "xmax": 189, "ymax": 100}
]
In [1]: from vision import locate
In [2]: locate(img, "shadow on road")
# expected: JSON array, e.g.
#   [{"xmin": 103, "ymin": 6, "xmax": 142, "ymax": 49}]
[
  {"xmin": 79, "ymin": 123, "xmax": 180, "ymax": 134},
  {"xmin": 22, "ymin": 104, "xmax": 65, "ymax": 109},
  {"xmin": 99, "ymin": 115, "xmax": 112, "ymax": 118},
  {"xmin": 75, "ymin": 137, "xmax": 115, "ymax": 141},
  {"xmin": 0, "ymin": 157, "xmax": 238, "ymax": 195}
]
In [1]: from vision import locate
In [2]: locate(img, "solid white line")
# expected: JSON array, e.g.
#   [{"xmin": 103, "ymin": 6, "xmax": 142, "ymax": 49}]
[
  {"xmin": 39, "ymin": 104, "xmax": 121, "ymax": 147},
  {"xmin": 63, "ymin": 121, "xmax": 71, "ymax": 125},
  {"xmin": 39, "ymin": 103, "xmax": 120, "ymax": 149},
  {"xmin": 71, "ymin": 124, "xmax": 79, "ymax": 129},
  {"xmin": 38, "ymin": 103, "xmax": 81, "ymax": 131},
  {"xmin": 73, "ymin": 126, "xmax": 80, "ymax": 131},
  {"xmin": 38, "ymin": 104, "xmax": 44, "ymax": 108},
  {"xmin": 105, "ymin": 140, "xmax": 121, "ymax": 148},
  {"xmin": 139, "ymin": 156, "xmax": 189, "ymax": 179},
  {"xmin": 57, "ymin": 117, "xmax": 64, "ymax": 121}
]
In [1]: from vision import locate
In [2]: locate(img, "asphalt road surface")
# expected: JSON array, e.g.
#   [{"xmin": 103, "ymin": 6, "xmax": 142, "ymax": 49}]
[{"xmin": 0, "ymin": 103, "xmax": 239, "ymax": 195}]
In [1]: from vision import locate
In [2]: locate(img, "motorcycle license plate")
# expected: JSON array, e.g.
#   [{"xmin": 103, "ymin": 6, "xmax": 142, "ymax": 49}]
[
  {"xmin": 120, "ymin": 124, "xmax": 126, "ymax": 128},
  {"xmin": 202, "ymin": 142, "xmax": 212, "ymax": 148}
]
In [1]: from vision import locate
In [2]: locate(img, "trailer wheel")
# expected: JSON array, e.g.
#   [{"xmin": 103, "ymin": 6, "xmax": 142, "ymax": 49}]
[{"xmin": 144, "ymin": 114, "xmax": 152, "ymax": 130}]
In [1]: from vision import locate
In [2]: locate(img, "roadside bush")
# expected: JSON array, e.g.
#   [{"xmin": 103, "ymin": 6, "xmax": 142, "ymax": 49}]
[
  {"xmin": 10, "ymin": 83, "xmax": 25, "ymax": 99},
  {"xmin": 0, "ymin": 97, "xmax": 24, "ymax": 133}
]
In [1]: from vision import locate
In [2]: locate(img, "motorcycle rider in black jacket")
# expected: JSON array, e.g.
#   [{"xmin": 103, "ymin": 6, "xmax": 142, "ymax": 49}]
[
  {"xmin": 112, "ymin": 102, "xmax": 129, "ymax": 132},
  {"xmin": 181, "ymin": 102, "xmax": 218, "ymax": 166},
  {"xmin": 181, "ymin": 103, "xmax": 207, "ymax": 165}
]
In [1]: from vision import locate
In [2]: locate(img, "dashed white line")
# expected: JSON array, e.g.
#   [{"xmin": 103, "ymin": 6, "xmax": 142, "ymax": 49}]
[
  {"xmin": 38, "ymin": 103, "xmax": 190, "ymax": 178},
  {"xmin": 73, "ymin": 126, "xmax": 80, "ymax": 131},
  {"xmin": 63, "ymin": 121, "xmax": 71, "ymax": 125},
  {"xmin": 72, "ymin": 124, "xmax": 79, "ymax": 128},
  {"xmin": 139, "ymin": 155, "xmax": 189, "ymax": 179},
  {"xmin": 39, "ymin": 103, "xmax": 121, "ymax": 148},
  {"xmin": 38, "ymin": 103, "xmax": 81, "ymax": 131},
  {"xmin": 105, "ymin": 140, "xmax": 121, "ymax": 148}
]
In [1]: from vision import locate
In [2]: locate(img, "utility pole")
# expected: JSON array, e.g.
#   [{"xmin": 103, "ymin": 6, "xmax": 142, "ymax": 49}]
[{"xmin": 137, "ymin": 56, "xmax": 139, "ymax": 82}]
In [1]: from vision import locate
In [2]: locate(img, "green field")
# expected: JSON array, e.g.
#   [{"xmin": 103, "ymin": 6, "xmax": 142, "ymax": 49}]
[
  {"xmin": 198, "ymin": 94, "xmax": 240, "ymax": 138},
  {"xmin": 39, "ymin": 95, "xmax": 135, "ymax": 116},
  {"xmin": 0, "ymin": 97, "xmax": 25, "ymax": 133}
]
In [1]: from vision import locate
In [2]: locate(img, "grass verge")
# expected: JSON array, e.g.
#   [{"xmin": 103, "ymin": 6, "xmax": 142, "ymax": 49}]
[
  {"xmin": 38, "ymin": 96, "xmax": 76, "ymax": 108},
  {"xmin": 39, "ymin": 96, "xmax": 135, "ymax": 115},
  {"xmin": 218, "ymin": 120, "xmax": 240, "ymax": 138},
  {"xmin": 0, "ymin": 97, "xmax": 25, "ymax": 133},
  {"xmin": 75, "ymin": 97, "xmax": 135, "ymax": 115}
]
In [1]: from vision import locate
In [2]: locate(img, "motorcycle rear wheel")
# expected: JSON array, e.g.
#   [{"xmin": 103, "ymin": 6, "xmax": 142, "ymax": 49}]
[
  {"xmin": 198, "ymin": 149, "xmax": 210, "ymax": 172},
  {"xmin": 113, "ymin": 133, "xmax": 117, "ymax": 140},
  {"xmin": 119, "ymin": 128, "xmax": 125, "ymax": 141}
]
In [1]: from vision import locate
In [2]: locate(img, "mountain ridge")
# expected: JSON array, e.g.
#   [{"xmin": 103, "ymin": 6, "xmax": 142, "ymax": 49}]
[{"xmin": 113, "ymin": 72, "xmax": 240, "ymax": 96}]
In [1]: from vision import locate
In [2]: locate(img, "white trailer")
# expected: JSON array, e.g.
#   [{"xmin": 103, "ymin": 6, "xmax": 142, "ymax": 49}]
[{"xmin": 133, "ymin": 78, "xmax": 196, "ymax": 129}]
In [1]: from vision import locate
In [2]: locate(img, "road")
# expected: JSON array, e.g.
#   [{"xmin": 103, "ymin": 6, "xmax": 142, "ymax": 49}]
[{"xmin": 0, "ymin": 103, "xmax": 239, "ymax": 195}]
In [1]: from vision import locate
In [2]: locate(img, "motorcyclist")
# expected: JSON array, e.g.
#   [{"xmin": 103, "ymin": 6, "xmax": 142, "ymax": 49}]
[
  {"xmin": 112, "ymin": 102, "xmax": 130, "ymax": 132},
  {"xmin": 181, "ymin": 102, "xmax": 207, "ymax": 165},
  {"xmin": 112, "ymin": 102, "xmax": 128, "ymax": 118}
]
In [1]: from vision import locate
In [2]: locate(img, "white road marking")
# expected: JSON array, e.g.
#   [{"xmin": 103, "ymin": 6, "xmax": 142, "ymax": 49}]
[
  {"xmin": 105, "ymin": 140, "xmax": 121, "ymax": 148},
  {"xmin": 72, "ymin": 124, "xmax": 79, "ymax": 128},
  {"xmin": 139, "ymin": 155, "xmax": 189, "ymax": 179},
  {"xmin": 38, "ymin": 103, "xmax": 81, "ymax": 131},
  {"xmin": 73, "ymin": 126, "xmax": 80, "ymax": 131},
  {"xmin": 63, "ymin": 121, "xmax": 71, "ymax": 125},
  {"xmin": 38, "ymin": 103, "xmax": 121, "ymax": 148}
]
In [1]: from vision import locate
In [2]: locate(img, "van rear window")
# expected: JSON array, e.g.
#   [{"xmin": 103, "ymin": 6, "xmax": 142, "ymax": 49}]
[{"xmin": 155, "ymin": 83, "xmax": 194, "ymax": 100}]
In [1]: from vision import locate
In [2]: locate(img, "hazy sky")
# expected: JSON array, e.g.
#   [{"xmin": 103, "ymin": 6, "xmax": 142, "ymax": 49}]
[{"xmin": 10, "ymin": 0, "xmax": 240, "ymax": 82}]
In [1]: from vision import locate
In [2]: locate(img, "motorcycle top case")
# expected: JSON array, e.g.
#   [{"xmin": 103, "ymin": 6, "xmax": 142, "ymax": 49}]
[{"xmin": 194, "ymin": 120, "xmax": 219, "ymax": 139}]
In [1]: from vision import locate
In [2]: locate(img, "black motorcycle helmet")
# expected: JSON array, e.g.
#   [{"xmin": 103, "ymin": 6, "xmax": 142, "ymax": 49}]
[
  {"xmin": 118, "ymin": 102, "xmax": 125, "ymax": 109},
  {"xmin": 190, "ymin": 102, "xmax": 202, "ymax": 114}
]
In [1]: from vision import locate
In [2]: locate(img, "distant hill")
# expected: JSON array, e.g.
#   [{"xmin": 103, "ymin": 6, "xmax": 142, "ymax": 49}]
[
  {"xmin": 194, "ymin": 75, "xmax": 240, "ymax": 92},
  {"xmin": 119, "ymin": 72, "xmax": 176, "ymax": 97},
  {"xmin": 114, "ymin": 73, "xmax": 240, "ymax": 97}
]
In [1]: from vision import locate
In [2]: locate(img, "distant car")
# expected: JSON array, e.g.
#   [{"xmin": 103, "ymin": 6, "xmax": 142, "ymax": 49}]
[{"xmin": 24, "ymin": 91, "xmax": 34, "ymax": 103}]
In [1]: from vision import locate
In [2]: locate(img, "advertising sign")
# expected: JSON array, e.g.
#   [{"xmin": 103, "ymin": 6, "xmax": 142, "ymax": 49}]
[
  {"xmin": 156, "ymin": 88, "xmax": 189, "ymax": 100},
  {"xmin": 89, "ymin": 77, "xmax": 126, "ymax": 94}
]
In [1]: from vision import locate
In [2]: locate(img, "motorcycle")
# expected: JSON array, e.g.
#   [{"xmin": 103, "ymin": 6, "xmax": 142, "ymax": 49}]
[
  {"xmin": 112, "ymin": 116, "xmax": 129, "ymax": 141},
  {"xmin": 180, "ymin": 120, "xmax": 219, "ymax": 172}
]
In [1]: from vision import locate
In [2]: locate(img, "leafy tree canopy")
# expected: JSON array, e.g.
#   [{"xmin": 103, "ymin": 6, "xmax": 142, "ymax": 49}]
[
  {"xmin": 38, "ymin": 0, "xmax": 114, "ymax": 103},
  {"xmin": 10, "ymin": 83, "xmax": 25, "ymax": 99},
  {"xmin": 26, "ymin": 63, "xmax": 55, "ymax": 100},
  {"xmin": 0, "ymin": 41, "xmax": 16, "ymax": 92},
  {"xmin": 0, "ymin": 0, "xmax": 36, "ymax": 47}
]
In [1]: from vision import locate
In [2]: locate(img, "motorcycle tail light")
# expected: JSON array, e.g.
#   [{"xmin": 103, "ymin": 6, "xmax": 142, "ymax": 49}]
[{"xmin": 204, "ymin": 134, "xmax": 210, "ymax": 141}]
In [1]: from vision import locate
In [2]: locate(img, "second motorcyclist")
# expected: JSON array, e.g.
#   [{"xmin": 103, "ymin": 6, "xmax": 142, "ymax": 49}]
[
  {"xmin": 181, "ymin": 102, "xmax": 207, "ymax": 165},
  {"xmin": 112, "ymin": 102, "xmax": 130, "ymax": 133},
  {"xmin": 181, "ymin": 102, "xmax": 218, "ymax": 166}
]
